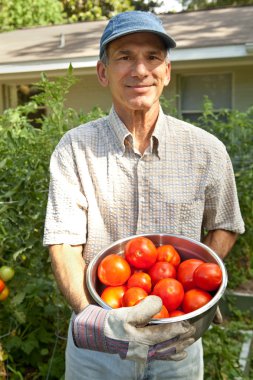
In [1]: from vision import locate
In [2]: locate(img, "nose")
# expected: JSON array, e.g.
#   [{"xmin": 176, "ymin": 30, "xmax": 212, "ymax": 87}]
[{"xmin": 131, "ymin": 59, "xmax": 149, "ymax": 78}]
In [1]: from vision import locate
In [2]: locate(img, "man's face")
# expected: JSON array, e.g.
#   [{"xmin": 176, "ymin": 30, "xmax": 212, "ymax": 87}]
[{"xmin": 97, "ymin": 32, "xmax": 171, "ymax": 114}]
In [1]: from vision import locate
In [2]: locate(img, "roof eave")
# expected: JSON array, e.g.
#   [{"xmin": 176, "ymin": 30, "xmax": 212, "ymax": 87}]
[{"xmin": 0, "ymin": 44, "xmax": 252, "ymax": 75}]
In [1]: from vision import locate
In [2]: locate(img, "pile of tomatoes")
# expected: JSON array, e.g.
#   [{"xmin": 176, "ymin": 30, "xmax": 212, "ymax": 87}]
[
  {"xmin": 0, "ymin": 266, "xmax": 15, "ymax": 302},
  {"xmin": 97, "ymin": 237, "xmax": 222, "ymax": 318}
]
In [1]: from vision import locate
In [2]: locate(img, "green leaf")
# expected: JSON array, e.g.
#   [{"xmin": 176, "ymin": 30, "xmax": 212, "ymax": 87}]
[
  {"xmin": 5, "ymin": 336, "xmax": 23, "ymax": 350},
  {"xmin": 0, "ymin": 158, "xmax": 8, "ymax": 169},
  {"xmin": 10, "ymin": 292, "xmax": 26, "ymax": 306},
  {"xmin": 13, "ymin": 245, "xmax": 33, "ymax": 261},
  {"xmin": 13, "ymin": 310, "xmax": 26, "ymax": 324},
  {"xmin": 21, "ymin": 336, "xmax": 39, "ymax": 355},
  {"xmin": 40, "ymin": 348, "xmax": 49, "ymax": 356}
]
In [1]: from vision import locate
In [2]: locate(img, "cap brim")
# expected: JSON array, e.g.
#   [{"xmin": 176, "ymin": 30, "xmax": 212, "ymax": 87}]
[{"xmin": 100, "ymin": 29, "xmax": 176, "ymax": 58}]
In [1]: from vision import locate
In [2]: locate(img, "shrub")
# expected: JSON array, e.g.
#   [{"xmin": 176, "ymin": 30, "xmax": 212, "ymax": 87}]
[
  {"xmin": 196, "ymin": 98, "xmax": 253, "ymax": 288},
  {"xmin": 0, "ymin": 72, "xmax": 252, "ymax": 377},
  {"xmin": 0, "ymin": 69, "xmax": 106, "ymax": 378}
]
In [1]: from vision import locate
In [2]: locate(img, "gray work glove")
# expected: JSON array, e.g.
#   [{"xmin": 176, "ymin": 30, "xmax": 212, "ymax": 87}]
[
  {"xmin": 212, "ymin": 306, "xmax": 223, "ymax": 325},
  {"xmin": 72, "ymin": 295, "xmax": 195, "ymax": 362}
]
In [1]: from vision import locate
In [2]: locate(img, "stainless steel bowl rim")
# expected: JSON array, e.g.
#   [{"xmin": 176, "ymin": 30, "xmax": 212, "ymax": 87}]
[{"xmin": 86, "ymin": 233, "xmax": 228, "ymax": 323}]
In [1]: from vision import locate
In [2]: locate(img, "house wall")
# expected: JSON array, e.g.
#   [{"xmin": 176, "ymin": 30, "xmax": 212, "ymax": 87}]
[
  {"xmin": 0, "ymin": 86, "xmax": 3, "ymax": 112},
  {"xmin": 63, "ymin": 64, "xmax": 253, "ymax": 114},
  {"xmin": 0, "ymin": 71, "xmax": 111, "ymax": 114},
  {"xmin": 65, "ymin": 74, "xmax": 112, "ymax": 113},
  {"xmin": 0, "ymin": 62, "xmax": 252, "ymax": 115},
  {"xmin": 233, "ymin": 66, "xmax": 253, "ymax": 110}
]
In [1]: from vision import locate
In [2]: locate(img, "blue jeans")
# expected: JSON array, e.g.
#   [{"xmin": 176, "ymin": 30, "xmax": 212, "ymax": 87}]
[{"xmin": 65, "ymin": 318, "xmax": 204, "ymax": 380}]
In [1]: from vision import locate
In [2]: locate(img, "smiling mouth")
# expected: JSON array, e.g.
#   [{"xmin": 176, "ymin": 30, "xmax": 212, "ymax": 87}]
[
  {"xmin": 126, "ymin": 85, "xmax": 154, "ymax": 91},
  {"xmin": 127, "ymin": 84, "xmax": 153, "ymax": 87}
]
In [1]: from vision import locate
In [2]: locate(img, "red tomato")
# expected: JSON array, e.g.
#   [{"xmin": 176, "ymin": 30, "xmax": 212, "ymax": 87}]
[
  {"xmin": 98, "ymin": 254, "xmax": 131, "ymax": 286},
  {"xmin": 101, "ymin": 285, "xmax": 127, "ymax": 309},
  {"xmin": 0, "ymin": 279, "xmax": 5, "ymax": 293},
  {"xmin": 148, "ymin": 261, "xmax": 176, "ymax": 286},
  {"xmin": 157, "ymin": 245, "xmax": 181, "ymax": 267},
  {"xmin": 122, "ymin": 287, "xmax": 148, "ymax": 307},
  {"xmin": 127, "ymin": 272, "xmax": 152, "ymax": 294},
  {"xmin": 182, "ymin": 288, "xmax": 212, "ymax": 313},
  {"xmin": 177, "ymin": 259, "xmax": 204, "ymax": 291},
  {"xmin": 125, "ymin": 237, "xmax": 157, "ymax": 270},
  {"xmin": 0, "ymin": 286, "xmax": 9, "ymax": 301},
  {"xmin": 152, "ymin": 278, "xmax": 184, "ymax": 312},
  {"xmin": 193, "ymin": 263, "xmax": 222, "ymax": 291},
  {"xmin": 169, "ymin": 310, "xmax": 185, "ymax": 317},
  {"xmin": 152, "ymin": 304, "xmax": 169, "ymax": 319}
]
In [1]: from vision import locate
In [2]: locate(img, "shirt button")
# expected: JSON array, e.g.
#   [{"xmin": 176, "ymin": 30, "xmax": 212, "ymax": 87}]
[{"xmin": 140, "ymin": 197, "xmax": 145, "ymax": 203}]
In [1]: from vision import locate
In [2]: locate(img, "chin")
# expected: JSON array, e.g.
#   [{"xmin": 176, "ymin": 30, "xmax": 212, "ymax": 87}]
[{"xmin": 127, "ymin": 99, "xmax": 156, "ymax": 111}]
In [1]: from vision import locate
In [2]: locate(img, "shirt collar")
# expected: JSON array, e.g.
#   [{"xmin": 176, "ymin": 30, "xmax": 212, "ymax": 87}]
[
  {"xmin": 107, "ymin": 106, "xmax": 169, "ymax": 157},
  {"xmin": 108, "ymin": 107, "xmax": 131, "ymax": 155}
]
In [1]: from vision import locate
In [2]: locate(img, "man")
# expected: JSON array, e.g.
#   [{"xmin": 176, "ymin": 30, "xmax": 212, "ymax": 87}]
[{"xmin": 43, "ymin": 11, "xmax": 244, "ymax": 380}]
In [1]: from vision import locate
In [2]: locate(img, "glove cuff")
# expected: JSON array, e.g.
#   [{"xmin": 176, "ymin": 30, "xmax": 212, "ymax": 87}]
[{"xmin": 72, "ymin": 304, "xmax": 108, "ymax": 352}]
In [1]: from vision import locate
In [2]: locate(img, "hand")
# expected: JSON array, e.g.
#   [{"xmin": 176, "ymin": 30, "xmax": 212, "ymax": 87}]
[{"xmin": 72, "ymin": 295, "xmax": 195, "ymax": 362}]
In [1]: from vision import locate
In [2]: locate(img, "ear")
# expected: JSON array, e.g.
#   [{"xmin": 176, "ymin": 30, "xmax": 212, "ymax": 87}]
[
  {"xmin": 97, "ymin": 60, "xmax": 109, "ymax": 87},
  {"xmin": 163, "ymin": 62, "xmax": 171, "ymax": 87}
]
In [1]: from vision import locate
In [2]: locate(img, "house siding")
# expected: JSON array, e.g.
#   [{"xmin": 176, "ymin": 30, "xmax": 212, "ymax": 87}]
[
  {"xmin": 233, "ymin": 66, "xmax": 253, "ymax": 111},
  {"xmin": 65, "ymin": 74, "xmax": 112, "ymax": 113},
  {"xmin": 0, "ymin": 63, "xmax": 252, "ymax": 116}
]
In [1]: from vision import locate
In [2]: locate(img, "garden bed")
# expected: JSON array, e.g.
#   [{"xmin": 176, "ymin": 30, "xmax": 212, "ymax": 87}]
[{"xmin": 220, "ymin": 279, "xmax": 253, "ymax": 317}]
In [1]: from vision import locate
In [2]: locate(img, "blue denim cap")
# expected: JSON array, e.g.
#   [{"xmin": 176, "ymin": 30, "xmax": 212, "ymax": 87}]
[{"xmin": 99, "ymin": 11, "xmax": 176, "ymax": 58}]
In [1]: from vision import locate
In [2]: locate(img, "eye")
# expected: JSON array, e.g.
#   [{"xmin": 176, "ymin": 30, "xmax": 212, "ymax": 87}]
[
  {"xmin": 149, "ymin": 55, "xmax": 162, "ymax": 61},
  {"xmin": 117, "ymin": 55, "xmax": 131, "ymax": 61}
]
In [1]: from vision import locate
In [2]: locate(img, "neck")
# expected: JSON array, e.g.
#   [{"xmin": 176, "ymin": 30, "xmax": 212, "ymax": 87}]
[{"xmin": 114, "ymin": 104, "xmax": 160, "ymax": 155}]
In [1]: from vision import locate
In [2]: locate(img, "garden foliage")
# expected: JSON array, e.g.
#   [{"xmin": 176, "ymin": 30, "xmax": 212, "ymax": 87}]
[
  {"xmin": 197, "ymin": 98, "xmax": 253, "ymax": 288},
  {"xmin": 0, "ymin": 0, "xmax": 64, "ymax": 32},
  {"xmin": 0, "ymin": 71, "xmax": 252, "ymax": 378}
]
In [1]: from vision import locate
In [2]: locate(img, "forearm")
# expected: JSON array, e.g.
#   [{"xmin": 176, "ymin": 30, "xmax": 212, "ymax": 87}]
[
  {"xmin": 203, "ymin": 229, "xmax": 238, "ymax": 260},
  {"xmin": 49, "ymin": 244, "xmax": 92, "ymax": 314}
]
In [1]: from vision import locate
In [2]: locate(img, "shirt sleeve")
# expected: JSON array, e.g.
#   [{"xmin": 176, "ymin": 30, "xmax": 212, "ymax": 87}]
[
  {"xmin": 202, "ymin": 148, "xmax": 245, "ymax": 234},
  {"xmin": 43, "ymin": 139, "xmax": 88, "ymax": 246}
]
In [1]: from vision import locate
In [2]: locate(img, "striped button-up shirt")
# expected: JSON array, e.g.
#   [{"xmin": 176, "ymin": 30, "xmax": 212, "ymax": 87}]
[{"xmin": 43, "ymin": 107, "xmax": 244, "ymax": 263}]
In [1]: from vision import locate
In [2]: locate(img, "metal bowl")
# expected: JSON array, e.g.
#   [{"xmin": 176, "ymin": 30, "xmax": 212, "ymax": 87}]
[{"xmin": 86, "ymin": 233, "xmax": 227, "ymax": 341}]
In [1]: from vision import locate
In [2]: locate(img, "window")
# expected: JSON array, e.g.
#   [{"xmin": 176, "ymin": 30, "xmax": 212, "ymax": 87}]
[
  {"xmin": 180, "ymin": 73, "xmax": 232, "ymax": 122},
  {"xmin": 17, "ymin": 85, "xmax": 46, "ymax": 128}
]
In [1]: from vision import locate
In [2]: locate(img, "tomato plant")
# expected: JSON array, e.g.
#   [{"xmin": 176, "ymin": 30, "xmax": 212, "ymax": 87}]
[
  {"xmin": 193, "ymin": 262, "xmax": 222, "ymax": 291},
  {"xmin": 152, "ymin": 278, "xmax": 184, "ymax": 312},
  {"xmin": 125, "ymin": 237, "xmax": 157, "ymax": 269},
  {"xmin": 101, "ymin": 285, "xmax": 127, "ymax": 309},
  {"xmin": 152, "ymin": 304, "xmax": 169, "ymax": 319},
  {"xmin": 122, "ymin": 287, "xmax": 148, "ymax": 307},
  {"xmin": 157, "ymin": 245, "xmax": 181, "ymax": 267},
  {"xmin": 98, "ymin": 254, "xmax": 131, "ymax": 286},
  {"xmin": 177, "ymin": 258, "xmax": 204, "ymax": 291},
  {"xmin": 127, "ymin": 272, "xmax": 152, "ymax": 293},
  {"xmin": 182, "ymin": 288, "xmax": 212, "ymax": 313},
  {"xmin": 148, "ymin": 261, "xmax": 176, "ymax": 285}
]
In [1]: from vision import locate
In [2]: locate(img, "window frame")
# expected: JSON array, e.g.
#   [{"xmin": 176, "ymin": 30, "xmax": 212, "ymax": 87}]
[
  {"xmin": 177, "ymin": 71, "xmax": 234, "ymax": 119},
  {"xmin": 1, "ymin": 83, "xmax": 47, "ymax": 127}
]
